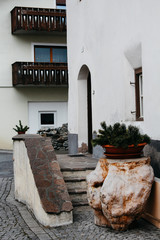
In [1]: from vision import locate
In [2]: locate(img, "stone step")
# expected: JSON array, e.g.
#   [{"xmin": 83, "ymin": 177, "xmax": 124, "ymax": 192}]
[
  {"xmin": 61, "ymin": 168, "xmax": 91, "ymax": 207},
  {"xmin": 68, "ymin": 188, "xmax": 87, "ymax": 194},
  {"xmin": 69, "ymin": 193, "xmax": 87, "ymax": 202},
  {"xmin": 65, "ymin": 177, "xmax": 87, "ymax": 190},
  {"xmin": 66, "ymin": 182, "xmax": 87, "ymax": 191},
  {"xmin": 66, "ymin": 182, "xmax": 87, "ymax": 190},
  {"xmin": 72, "ymin": 199, "xmax": 89, "ymax": 207},
  {"xmin": 62, "ymin": 169, "xmax": 92, "ymax": 178},
  {"xmin": 63, "ymin": 176, "xmax": 86, "ymax": 182},
  {"xmin": 63, "ymin": 176, "xmax": 89, "ymax": 206},
  {"xmin": 56, "ymin": 154, "xmax": 96, "ymax": 207}
]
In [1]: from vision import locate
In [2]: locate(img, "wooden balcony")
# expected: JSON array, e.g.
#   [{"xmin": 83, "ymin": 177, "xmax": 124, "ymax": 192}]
[
  {"xmin": 12, "ymin": 62, "xmax": 68, "ymax": 86},
  {"xmin": 11, "ymin": 7, "xmax": 66, "ymax": 34}
]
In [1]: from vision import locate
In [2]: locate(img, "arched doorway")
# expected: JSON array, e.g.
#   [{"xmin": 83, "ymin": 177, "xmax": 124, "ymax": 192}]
[{"xmin": 78, "ymin": 65, "xmax": 92, "ymax": 153}]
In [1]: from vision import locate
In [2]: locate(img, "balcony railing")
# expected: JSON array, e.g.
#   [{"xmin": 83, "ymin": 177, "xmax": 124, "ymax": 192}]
[
  {"xmin": 12, "ymin": 62, "xmax": 68, "ymax": 86},
  {"xmin": 11, "ymin": 7, "xmax": 66, "ymax": 34}
]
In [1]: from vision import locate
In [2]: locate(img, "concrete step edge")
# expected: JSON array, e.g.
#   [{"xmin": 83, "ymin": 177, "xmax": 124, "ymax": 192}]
[
  {"xmin": 64, "ymin": 176, "xmax": 86, "ymax": 182},
  {"xmin": 0, "ymin": 150, "xmax": 13, "ymax": 154},
  {"xmin": 68, "ymin": 188, "xmax": 87, "ymax": 194},
  {"xmin": 60, "ymin": 167, "xmax": 95, "ymax": 171},
  {"xmin": 72, "ymin": 200, "xmax": 89, "ymax": 207}
]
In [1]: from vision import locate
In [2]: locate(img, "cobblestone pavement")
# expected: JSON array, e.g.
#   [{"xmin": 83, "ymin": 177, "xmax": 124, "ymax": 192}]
[
  {"xmin": 1, "ymin": 178, "xmax": 160, "ymax": 240},
  {"xmin": 0, "ymin": 155, "xmax": 160, "ymax": 239}
]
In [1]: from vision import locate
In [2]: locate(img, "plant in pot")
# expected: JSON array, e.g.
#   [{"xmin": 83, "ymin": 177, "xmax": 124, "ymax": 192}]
[
  {"xmin": 13, "ymin": 120, "xmax": 29, "ymax": 134},
  {"xmin": 92, "ymin": 122, "xmax": 150, "ymax": 159}
]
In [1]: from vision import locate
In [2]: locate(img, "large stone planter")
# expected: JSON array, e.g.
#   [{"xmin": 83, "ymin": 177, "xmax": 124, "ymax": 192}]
[{"xmin": 87, "ymin": 157, "xmax": 154, "ymax": 231}]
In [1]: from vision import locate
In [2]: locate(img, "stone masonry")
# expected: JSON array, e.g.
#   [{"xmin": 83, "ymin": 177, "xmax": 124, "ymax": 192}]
[
  {"xmin": 38, "ymin": 123, "xmax": 68, "ymax": 152},
  {"xmin": 24, "ymin": 137, "xmax": 73, "ymax": 214},
  {"xmin": 13, "ymin": 134, "xmax": 73, "ymax": 227}
]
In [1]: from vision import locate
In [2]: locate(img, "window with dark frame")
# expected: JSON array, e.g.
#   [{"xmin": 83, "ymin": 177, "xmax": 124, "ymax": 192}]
[
  {"xmin": 34, "ymin": 46, "xmax": 67, "ymax": 63},
  {"xmin": 56, "ymin": 0, "xmax": 66, "ymax": 5},
  {"xmin": 41, "ymin": 113, "xmax": 54, "ymax": 125},
  {"xmin": 56, "ymin": 0, "xmax": 66, "ymax": 9},
  {"xmin": 56, "ymin": 5, "xmax": 66, "ymax": 9},
  {"xmin": 135, "ymin": 67, "xmax": 143, "ymax": 121},
  {"xmin": 39, "ymin": 112, "xmax": 56, "ymax": 128}
]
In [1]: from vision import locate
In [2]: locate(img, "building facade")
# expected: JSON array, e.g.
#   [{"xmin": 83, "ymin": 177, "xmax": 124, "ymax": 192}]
[
  {"xmin": 0, "ymin": 0, "xmax": 67, "ymax": 149},
  {"xmin": 67, "ymin": 0, "xmax": 160, "ymax": 164}
]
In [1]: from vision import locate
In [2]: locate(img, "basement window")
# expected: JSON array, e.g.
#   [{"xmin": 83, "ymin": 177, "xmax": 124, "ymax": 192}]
[{"xmin": 39, "ymin": 112, "xmax": 56, "ymax": 129}]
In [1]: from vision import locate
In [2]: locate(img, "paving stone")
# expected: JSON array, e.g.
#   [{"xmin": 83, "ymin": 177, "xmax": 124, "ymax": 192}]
[
  {"xmin": 37, "ymin": 233, "xmax": 52, "ymax": 240},
  {"xmin": 1, "ymin": 155, "xmax": 160, "ymax": 239}
]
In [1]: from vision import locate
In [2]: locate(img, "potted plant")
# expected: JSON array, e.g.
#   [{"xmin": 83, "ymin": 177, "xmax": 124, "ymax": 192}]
[
  {"xmin": 13, "ymin": 120, "xmax": 29, "ymax": 134},
  {"xmin": 92, "ymin": 122, "xmax": 150, "ymax": 159}
]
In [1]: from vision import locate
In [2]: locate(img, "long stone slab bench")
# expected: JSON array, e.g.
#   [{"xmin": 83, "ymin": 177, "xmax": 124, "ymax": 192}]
[{"xmin": 12, "ymin": 134, "xmax": 73, "ymax": 227}]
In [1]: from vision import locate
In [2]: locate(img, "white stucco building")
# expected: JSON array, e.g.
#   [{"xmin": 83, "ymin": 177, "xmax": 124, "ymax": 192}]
[
  {"xmin": 0, "ymin": 0, "xmax": 67, "ymax": 149},
  {"xmin": 67, "ymin": 0, "xmax": 160, "ymax": 159}
]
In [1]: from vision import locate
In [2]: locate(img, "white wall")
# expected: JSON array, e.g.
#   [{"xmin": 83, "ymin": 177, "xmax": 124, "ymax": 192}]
[
  {"xmin": 0, "ymin": 0, "xmax": 67, "ymax": 149},
  {"xmin": 0, "ymin": 88, "xmax": 68, "ymax": 149},
  {"xmin": 0, "ymin": 0, "xmax": 64, "ymax": 87},
  {"xmin": 29, "ymin": 101, "xmax": 68, "ymax": 133},
  {"xmin": 67, "ymin": 0, "xmax": 160, "ymax": 147},
  {"xmin": 0, "ymin": 0, "xmax": 65, "ymax": 87}
]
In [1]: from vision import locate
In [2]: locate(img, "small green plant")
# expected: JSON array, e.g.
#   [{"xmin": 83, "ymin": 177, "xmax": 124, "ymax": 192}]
[
  {"xmin": 13, "ymin": 120, "xmax": 29, "ymax": 133},
  {"xmin": 92, "ymin": 122, "xmax": 150, "ymax": 148}
]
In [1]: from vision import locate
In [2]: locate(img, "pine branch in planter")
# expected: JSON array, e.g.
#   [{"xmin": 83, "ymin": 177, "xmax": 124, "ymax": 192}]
[
  {"xmin": 13, "ymin": 120, "xmax": 29, "ymax": 133},
  {"xmin": 92, "ymin": 122, "xmax": 151, "ymax": 148}
]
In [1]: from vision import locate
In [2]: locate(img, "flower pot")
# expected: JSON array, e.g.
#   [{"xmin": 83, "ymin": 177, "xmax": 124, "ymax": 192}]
[
  {"xmin": 103, "ymin": 143, "xmax": 147, "ymax": 159},
  {"xmin": 18, "ymin": 131, "xmax": 26, "ymax": 134}
]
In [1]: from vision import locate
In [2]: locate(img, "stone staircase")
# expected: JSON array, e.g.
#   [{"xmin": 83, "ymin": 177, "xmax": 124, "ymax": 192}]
[
  {"xmin": 57, "ymin": 154, "xmax": 97, "ymax": 207},
  {"xmin": 61, "ymin": 169, "xmax": 93, "ymax": 206}
]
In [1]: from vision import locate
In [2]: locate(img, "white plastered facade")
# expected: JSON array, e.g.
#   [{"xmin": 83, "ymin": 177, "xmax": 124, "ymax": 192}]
[
  {"xmin": 67, "ymin": 0, "xmax": 160, "ymax": 148},
  {"xmin": 0, "ymin": 0, "xmax": 68, "ymax": 149}
]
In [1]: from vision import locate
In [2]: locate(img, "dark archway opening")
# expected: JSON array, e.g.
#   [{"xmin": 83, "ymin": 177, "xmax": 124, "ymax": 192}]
[{"xmin": 87, "ymin": 72, "xmax": 92, "ymax": 154}]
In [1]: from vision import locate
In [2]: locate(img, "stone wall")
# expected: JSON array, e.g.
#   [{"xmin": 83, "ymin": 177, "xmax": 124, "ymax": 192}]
[
  {"xmin": 12, "ymin": 134, "xmax": 73, "ymax": 227},
  {"xmin": 38, "ymin": 123, "xmax": 68, "ymax": 152}
]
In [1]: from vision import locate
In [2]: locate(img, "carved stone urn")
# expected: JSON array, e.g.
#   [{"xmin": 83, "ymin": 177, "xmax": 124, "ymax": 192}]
[{"xmin": 86, "ymin": 157, "xmax": 154, "ymax": 231}]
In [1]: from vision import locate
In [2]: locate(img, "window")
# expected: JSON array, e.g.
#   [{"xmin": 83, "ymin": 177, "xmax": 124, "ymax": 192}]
[
  {"xmin": 34, "ymin": 46, "xmax": 67, "ymax": 63},
  {"xmin": 135, "ymin": 67, "xmax": 143, "ymax": 121},
  {"xmin": 39, "ymin": 111, "xmax": 56, "ymax": 129},
  {"xmin": 56, "ymin": 0, "xmax": 66, "ymax": 9},
  {"xmin": 57, "ymin": 5, "xmax": 66, "ymax": 10}
]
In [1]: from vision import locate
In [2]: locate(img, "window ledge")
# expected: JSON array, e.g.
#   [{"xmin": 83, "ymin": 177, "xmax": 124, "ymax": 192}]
[{"xmin": 136, "ymin": 117, "xmax": 144, "ymax": 121}]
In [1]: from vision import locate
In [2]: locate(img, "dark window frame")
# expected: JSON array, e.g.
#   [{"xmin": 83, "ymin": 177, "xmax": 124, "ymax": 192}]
[
  {"xmin": 56, "ymin": 0, "xmax": 66, "ymax": 6},
  {"xmin": 41, "ymin": 113, "xmax": 54, "ymax": 125},
  {"xmin": 135, "ymin": 67, "xmax": 143, "ymax": 121},
  {"xmin": 34, "ymin": 45, "xmax": 67, "ymax": 63},
  {"xmin": 39, "ymin": 111, "xmax": 56, "ymax": 128}
]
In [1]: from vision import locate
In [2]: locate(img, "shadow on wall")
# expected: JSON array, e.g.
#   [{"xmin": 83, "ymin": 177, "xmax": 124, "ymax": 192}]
[{"xmin": 144, "ymin": 140, "xmax": 160, "ymax": 178}]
